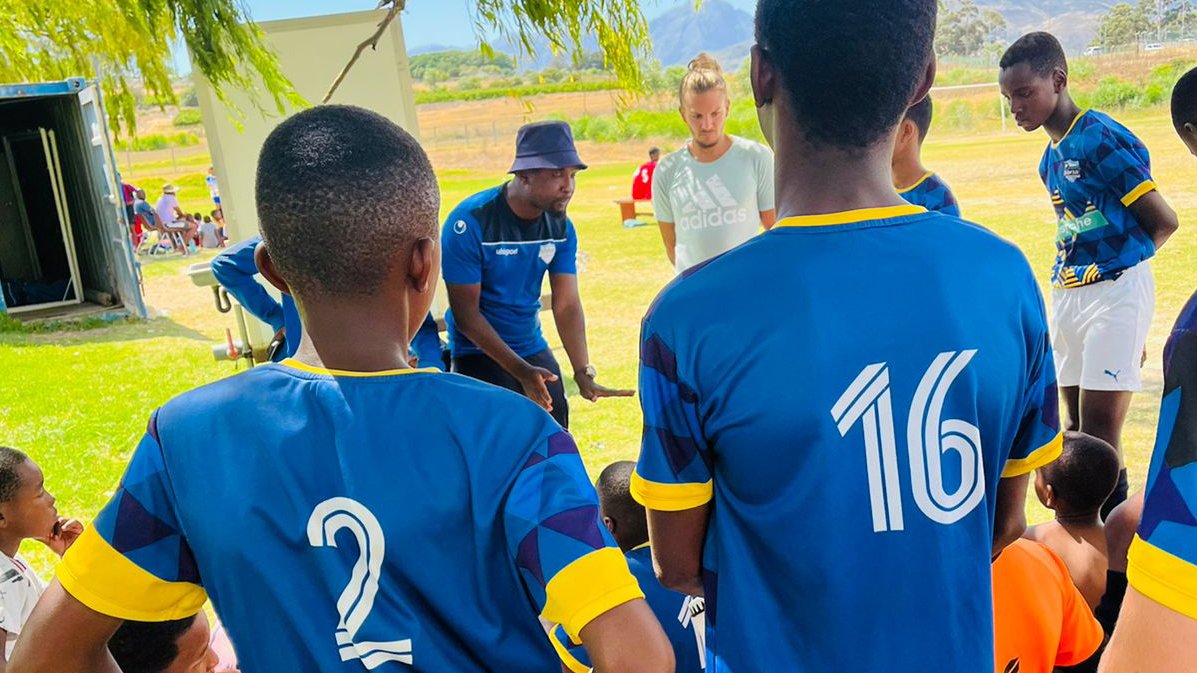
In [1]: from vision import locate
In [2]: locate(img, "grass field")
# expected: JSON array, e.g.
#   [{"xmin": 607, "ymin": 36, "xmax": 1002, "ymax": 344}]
[{"xmin": 1, "ymin": 107, "xmax": 1195, "ymax": 579}]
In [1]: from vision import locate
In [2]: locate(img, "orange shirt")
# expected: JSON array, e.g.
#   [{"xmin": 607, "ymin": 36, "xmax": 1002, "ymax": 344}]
[{"xmin": 993, "ymin": 539, "xmax": 1104, "ymax": 673}]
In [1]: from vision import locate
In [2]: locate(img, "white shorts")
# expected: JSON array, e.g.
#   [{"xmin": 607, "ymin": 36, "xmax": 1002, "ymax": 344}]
[{"xmin": 1051, "ymin": 262, "xmax": 1154, "ymax": 391}]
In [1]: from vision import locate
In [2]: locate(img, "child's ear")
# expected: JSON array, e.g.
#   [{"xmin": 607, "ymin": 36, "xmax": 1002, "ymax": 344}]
[
  {"xmin": 1053, "ymin": 67, "xmax": 1068, "ymax": 93},
  {"xmin": 406, "ymin": 237, "xmax": 437, "ymax": 295},
  {"xmin": 1043, "ymin": 483, "xmax": 1056, "ymax": 509},
  {"xmin": 254, "ymin": 243, "xmax": 291, "ymax": 296},
  {"xmin": 601, "ymin": 515, "xmax": 617, "ymax": 536}
]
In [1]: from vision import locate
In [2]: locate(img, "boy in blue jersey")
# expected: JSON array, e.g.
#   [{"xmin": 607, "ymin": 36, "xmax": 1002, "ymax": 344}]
[
  {"xmin": 551, "ymin": 462, "xmax": 705, "ymax": 673},
  {"xmin": 8, "ymin": 106, "xmax": 672, "ymax": 673},
  {"xmin": 999, "ymin": 32, "xmax": 1180, "ymax": 519},
  {"xmin": 1098, "ymin": 66, "xmax": 1197, "ymax": 673},
  {"xmin": 442, "ymin": 121, "xmax": 632, "ymax": 428},
  {"xmin": 632, "ymin": 2, "xmax": 1063, "ymax": 672},
  {"xmin": 892, "ymin": 96, "xmax": 961, "ymax": 216},
  {"xmin": 212, "ymin": 237, "xmax": 444, "ymax": 368}
]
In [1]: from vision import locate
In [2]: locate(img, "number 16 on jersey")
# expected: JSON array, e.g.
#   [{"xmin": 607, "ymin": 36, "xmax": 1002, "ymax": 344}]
[{"xmin": 832, "ymin": 350, "xmax": 985, "ymax": 533}]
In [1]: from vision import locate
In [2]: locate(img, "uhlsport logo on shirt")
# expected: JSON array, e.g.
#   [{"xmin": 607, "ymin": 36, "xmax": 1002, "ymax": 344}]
[
  {"xmin": 677, "ymin": 174, "xmax": 750, "ymax": 232},
  {"xmin": 453, "ymin": 220, "xmax": 468, "ymax": 234},
  {"xmin": 496, "ymin": 248, "xmax": 518, "ymax": 256}
]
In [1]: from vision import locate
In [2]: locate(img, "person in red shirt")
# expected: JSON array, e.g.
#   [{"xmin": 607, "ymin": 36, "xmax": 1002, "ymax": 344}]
[{"xmin": 631, "ymin": 147, "xmax": 659, "ymax": 200}]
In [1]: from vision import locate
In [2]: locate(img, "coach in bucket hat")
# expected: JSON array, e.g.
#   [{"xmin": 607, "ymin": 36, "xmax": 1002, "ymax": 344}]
[
  {"xmin": 509, "ymin": 121, "xmax": 588, "ymax": 173},
  {"xmin": 439, "ymin": 119, "xmax": 632, "ymax": 430}
]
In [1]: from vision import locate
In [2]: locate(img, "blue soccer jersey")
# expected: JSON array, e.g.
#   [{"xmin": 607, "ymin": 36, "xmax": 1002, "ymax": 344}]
[
  {"xmin": 441, "ymin": 184, "xmax": 578, "ymax": 358},
  {"xmin": 58, "ymin": 362, "xmax": 641, "ymax": 673},
  {"xmin": 632, "ymin": 204, "xmax": 1062, "ymax": 673},
  {"xmin": 1129, "ymin": 288, "xmax": 1197, "ymax": 618},
  {"xmin": 551, "ymin": 544, "xmax": 706, "ymax": 673},
  {"xmin": 1039, "ymin": 110, "xmax": 1157, "ymax": 288},
  {"xmin": 898, "ymin": 172, "xmax": 961, "ymax": 217}
]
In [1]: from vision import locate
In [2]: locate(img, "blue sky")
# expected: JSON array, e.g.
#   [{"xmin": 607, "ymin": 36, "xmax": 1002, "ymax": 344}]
[
  {"xmin": 246, "ymin": 0, "xmax": 757, "ymax": 50},
  {"xmin": 172, "ymin": 0, "xmax": 757, "ymax": 74}
]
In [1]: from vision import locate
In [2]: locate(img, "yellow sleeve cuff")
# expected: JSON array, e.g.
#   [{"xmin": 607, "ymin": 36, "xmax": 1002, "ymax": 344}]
[
  {"xmin": 549, "ymin": 625, "xmax": 591, "ymax": 673},
  {"xmin": 630, "ymin": 471, "xmax": 713, "ymax": 511},
  {"xmin": 543, "ymin": 547, "xmax": 643, "ymax": 641},
  {"xmin": 1121, "ymin": 180, "xmax": 1157, "ymax": 207},
  {"xmin": 1002, "ymin": 432, "xmax": 1063, "ymax": 478},
  {"xmin": 1128, "ymin": 535, "xmax": 1197, "ymax": 620},
  {"xmin": 57, "ymin": 526, "xmax": 208, "ymax": 621}
]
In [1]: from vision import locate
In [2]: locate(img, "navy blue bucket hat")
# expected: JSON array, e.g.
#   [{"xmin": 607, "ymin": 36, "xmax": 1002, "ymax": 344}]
[{"xmin": 509, "ymin": 121, "xmax": 588, "ymax": 173}]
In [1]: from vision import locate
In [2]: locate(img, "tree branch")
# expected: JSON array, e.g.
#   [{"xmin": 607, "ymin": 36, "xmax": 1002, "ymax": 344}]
[{"xmin": 322, "ymin": 0, "xmax": 407, "ymax": 104}]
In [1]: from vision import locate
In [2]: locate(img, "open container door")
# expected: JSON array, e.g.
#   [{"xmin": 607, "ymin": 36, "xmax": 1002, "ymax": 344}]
[
  {"xmin": 77, "ymin": 83, "xmax": 145, "ymax": 318},
  {"xmin": 1, "ymin": 128, "xmax": 81, "ymax": 313}
]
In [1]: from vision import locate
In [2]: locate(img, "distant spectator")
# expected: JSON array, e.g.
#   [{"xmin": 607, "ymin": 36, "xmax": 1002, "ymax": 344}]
[
  {"xmin": 121, "ymin": 181, "xmax": 137, "ymax": 231},
  {"xmin": 632, "ymin": 147, "xmax": 659, "ymax": 201},
  {"xmin": 0, "ymin": 446, "xmax": 82, "ymax": 663},
  {"xmin": 206, "ymin": 166, "xmax": 221, "ymax": 207},
  {"xmin": 199, "ymin": 216, "xmax": 221, "ymax": 249},
  {"xmin": 131, "ymin": 188, "xmax": 158, "ymax": 248},
  {"xmin": 107, "ymin": 612, "xmax": 233, "ymax": 673},
  {"xmin": 155, "ymin": 184, "xmax": 196, "ymax": 253}
]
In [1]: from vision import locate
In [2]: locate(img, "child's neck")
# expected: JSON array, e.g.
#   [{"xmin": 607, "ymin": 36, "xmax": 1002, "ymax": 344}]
[
  {"xmin": 0, "ymin": 532, "xmax": 22, "ymax": 559},
  {"xmin": 775, "ymin": 135, "xmax": 909, "ymax": 219},
  {"xmin": 893, "ymin": 156, "xmax": 931, "ymax": 191},
  {"xmin": 1044, "ymin": 92, "xmax": 1084, "ymax": 144},
  {"xmin": 1055, "ymin": 510, "xmax": 1102, "ymax": 530}
]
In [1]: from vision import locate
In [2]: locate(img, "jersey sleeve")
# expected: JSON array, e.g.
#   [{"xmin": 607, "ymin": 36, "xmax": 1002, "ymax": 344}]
[
  {"xmin": 1094, "ymin": 126, "xmax": 1156, "ymax": 207},
  {"xmin": 1050, "ymin": 547, "xmax": 1105, "ymax": 667},
  {"xmin": 1003, "ymin": 276, "xmax": 1063, "ymax": 477},
  {"xmin": 550, "ymin": 623, "xmax": 593, "ymax": 673},
  {"xmin": 549, "ymin": 220, "xmax": 579, "ymax": 275},
  {"xmin": 651, "ymin": 160, "xmax": 674, "ymax": 223},
  {"xmin": 755, "ymin": 144, "xmax": 776, "ymax": 213},
  {"xmin": 632, "ymin": 312, "xmax": 714, "ymax": 510},
  {"xmin": 57, "ymin": 412, "xmax": 208, "ymax": 621},
  {"xmin": 504, "ymin": 430, "xmax": 642, "ymax": 641},
  {"xmin": 209, "ymin": 237, "xmax": 285, "ymax": 332},
  {"xmin": 441, "ymin": 210, "xmax": 483, "ymax": 285},
  {"xmin": 1128, "ymin": 298, "xmax": 1197, "ymax": 619}
]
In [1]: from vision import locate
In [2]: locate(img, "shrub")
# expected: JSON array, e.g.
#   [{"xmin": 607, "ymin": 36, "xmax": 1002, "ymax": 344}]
[{"xmin": 173, "ymin": 108, "xmax": 203, "ymax": 127}]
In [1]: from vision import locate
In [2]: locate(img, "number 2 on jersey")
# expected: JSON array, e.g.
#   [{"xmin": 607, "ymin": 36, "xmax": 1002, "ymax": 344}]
[
  {"xmin": 308, "ymin": 497, "xmax": 413, "ymax": 669},
  {"xmin": 831, "ymin": 350, "xmax": 984, "ymax": 533}
]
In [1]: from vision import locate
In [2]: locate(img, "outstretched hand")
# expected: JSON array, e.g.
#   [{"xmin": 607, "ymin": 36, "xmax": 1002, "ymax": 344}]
[{"xmin": 576, "ymin": 374, "xmax": 635, "ymax": 402}]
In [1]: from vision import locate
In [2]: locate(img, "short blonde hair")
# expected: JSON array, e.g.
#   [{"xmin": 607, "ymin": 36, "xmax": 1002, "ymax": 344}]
[{"xmin": 679, "ymin": 52, "xmax": 728, "ymax": 102}]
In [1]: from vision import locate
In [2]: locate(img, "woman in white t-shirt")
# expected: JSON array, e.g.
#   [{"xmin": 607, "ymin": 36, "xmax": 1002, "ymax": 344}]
[{"xmin": 653, "ymin": 53, "xmax": 776, "ymax": 272}]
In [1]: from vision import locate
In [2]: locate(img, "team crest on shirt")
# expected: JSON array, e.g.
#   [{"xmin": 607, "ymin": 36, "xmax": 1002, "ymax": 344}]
[
  {"xmin": 453, "ymin": 220, "xmax": 467, "ymax": 234},
  {"xmin": 1063, "ymin": 160, "xmax": 1082, "ymax": 182},
  {"xmin": 539, "ymin": 243, "xmax": 557, "ymax": 264}
]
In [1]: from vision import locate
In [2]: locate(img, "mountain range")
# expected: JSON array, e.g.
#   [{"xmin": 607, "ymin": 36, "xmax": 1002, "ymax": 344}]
[{"xmin": 408, "ymin": 0, "xmax": 1119, "ymax": 68}]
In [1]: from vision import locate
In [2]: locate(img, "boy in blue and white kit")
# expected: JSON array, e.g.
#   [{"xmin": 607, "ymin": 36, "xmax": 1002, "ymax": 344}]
[
  {"xmin": 1000, "ymin": 32, "xmax": 1180, "ymax": 518},
  {"xmin": 632, "ymin": 2, "xmax": 1062, "ymax": 672},
  {"xmin": 9, "ymin": 106, "xmax": 671, "ymax": 673},
  {"xmin": 892, "ymin": 96, "xmax": 960, "ymax": 216}
]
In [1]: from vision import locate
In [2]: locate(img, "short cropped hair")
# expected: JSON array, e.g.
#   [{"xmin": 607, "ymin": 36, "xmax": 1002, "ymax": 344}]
[
  {"xmin": 754, "ymin": 0, "xmax": 937, "ymax": 149},
  {"xmin": 597, "ymin": 461, "xmax": 648, "ymax": 545},
  {"xmin": 0, "ymin": 447, "xmax": 29, "ymax": 503},
  {"xmin": 905, "ymin": 95, "xmax": 933, "ymax": 141},
  {"xmin": 1040, "ymin": 431, "xmax": 1120, "ymax": 514},
  {"xmin": 1171, "ymin": 66, "xmax": 1197, "ymax": 130},
  {"xmin": 1000, "ymin": 32, "xmax": 1068, "ymax": 77},
  {"xmin": 107, "ymin": 615, "xmax": 197, "ymax": 673},
  {"xmin": 256, "ymin": 105, "xmax": 440, "ymax": 297}
]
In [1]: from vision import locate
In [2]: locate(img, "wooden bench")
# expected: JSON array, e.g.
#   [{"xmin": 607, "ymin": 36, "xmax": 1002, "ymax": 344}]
[{"xmin": 615, "ymin": 198, "xmax": 653, "ymax": 224}]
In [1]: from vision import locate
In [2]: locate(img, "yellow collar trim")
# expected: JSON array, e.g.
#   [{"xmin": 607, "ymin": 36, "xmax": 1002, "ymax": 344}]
[
  {"xmin": 631, "ymin": 541, "xmax": 651, "ymax": 552},
  {"xmin": 774, "ymin": 205, "xmax": 927, "ymax": 228},
  {"xmin": 896, "ymin": 172, "xmax": 934, "ymax": 194},
  {"xmin": 280, "ymin": 358, "xmax": 439, "ymax": 378},
  {"xmin": 1053, "ymin": 109, "xmax": 1089, "ymax": 147}
]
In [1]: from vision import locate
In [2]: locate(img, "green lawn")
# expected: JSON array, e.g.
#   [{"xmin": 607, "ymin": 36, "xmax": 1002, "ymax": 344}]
[{"xmin": 2, "ymin": 109, "xmax": 1195, "ymax": 578}]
